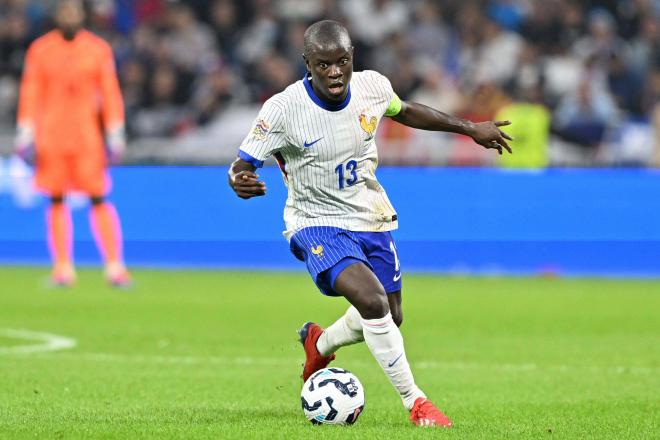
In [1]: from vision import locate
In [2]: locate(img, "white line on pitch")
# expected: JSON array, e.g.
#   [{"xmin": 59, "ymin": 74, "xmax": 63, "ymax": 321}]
[
  {"xmin": 0, "ymin": 328, "xmax": 77, "ymax": 355},
  {"xmin": 23, "ymin": 351, "xmax": 659, "ymax": 375}
]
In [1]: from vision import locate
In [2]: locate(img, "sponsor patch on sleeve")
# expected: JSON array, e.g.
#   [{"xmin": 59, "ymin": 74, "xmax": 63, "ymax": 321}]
[{"xmin": 251, "ymin": 119, "xmax": 271, "ymax": 141}]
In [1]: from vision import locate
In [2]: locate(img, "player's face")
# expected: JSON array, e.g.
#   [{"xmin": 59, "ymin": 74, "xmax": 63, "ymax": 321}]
[
  {"xmin": 305, "ymin": 45, "xmax": 353, "ymax": 103},
  {"xmin": 55, "ymin": 0, "xmax": 85, "ymax": 40}
]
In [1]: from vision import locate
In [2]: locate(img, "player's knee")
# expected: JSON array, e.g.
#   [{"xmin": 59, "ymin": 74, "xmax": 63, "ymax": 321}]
[
  {"xmin": 50, "ymin": 195, "xmax": 64, "ymax": 204},
  {"xmin": 359, "ymin": 290, "xmax": 389, "ymax": 319},
  {"xmin": 90, "ymin": 196, "xmax": 105, "ymax": 205}
]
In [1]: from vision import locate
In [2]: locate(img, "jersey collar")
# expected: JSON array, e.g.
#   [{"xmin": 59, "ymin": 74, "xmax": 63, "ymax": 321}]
[{"xmin": 303, "ymin": 74, "xmax": 351, "ymax": 111}]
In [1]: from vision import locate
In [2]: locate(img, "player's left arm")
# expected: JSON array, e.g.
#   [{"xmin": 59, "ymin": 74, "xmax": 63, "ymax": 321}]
[
  {"xmin": 388, "ymin": 97, "xmax": 513, "ymax": 155},
  {"xmin": 98, "ymin": 41, "xmax": 126, "ymax": 163}
]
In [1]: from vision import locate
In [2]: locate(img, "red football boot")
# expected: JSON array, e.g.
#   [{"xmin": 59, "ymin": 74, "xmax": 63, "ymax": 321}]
[
  {"xmin": 50, "ymin": 263, "xmax": 76, "ymax": 288},
  {"xmin": 298, "ymin": 322, "xmax": 336, "ymax": 381},
  {"xmin": 409, "ymin": 397, "xmax": 453, "ymax": 428},
  {"xmin": 106, "ymin": 263, "xmax": 132, "ymax": 289}
]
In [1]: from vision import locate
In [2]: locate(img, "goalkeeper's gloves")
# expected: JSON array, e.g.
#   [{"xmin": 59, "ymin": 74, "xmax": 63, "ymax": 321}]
[
  {"xmin": 106, "ymin": 125, "xmax": 126, "ymax": 165},
  {"xmin": 14, "ymin": 124, "xmax": 35, "ymax": 163}
]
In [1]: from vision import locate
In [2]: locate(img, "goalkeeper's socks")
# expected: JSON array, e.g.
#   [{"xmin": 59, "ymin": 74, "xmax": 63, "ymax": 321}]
[
  {"xmin": 89, "ymin": 202, "xmax": 124, "ymax": 266},
  {"xmin": 362, "ymin": 312, "xmax": 426, "ymax": 410},
  {"xmin": 316, "ymin": 306, "xmax": 364, "ymax": 356},
  {"xmin": 47, "ymin": 202, "xmax": 73, "ymax": 268}
]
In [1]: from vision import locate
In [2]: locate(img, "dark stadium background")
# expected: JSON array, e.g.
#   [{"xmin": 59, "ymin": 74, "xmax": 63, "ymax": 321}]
[
  {"xmin": 1, "ymin": 0, "xmax": 659, "ymax": 275},
  {"xmin": 1, "ymin": 3, "xmax": 659, "ymax": 438}
]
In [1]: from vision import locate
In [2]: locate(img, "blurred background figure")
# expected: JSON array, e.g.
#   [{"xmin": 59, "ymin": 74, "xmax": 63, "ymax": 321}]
[
  {"xmin": 13, "ymin": 0, "xmax": 130, "ymax": 287},
  {"xmin": 496, "ymin": 85, "xmax": 550, "ymax": 169},
  {"xmin": 553, "ymin": 75, "xmax": 618, "ymax": 152}
]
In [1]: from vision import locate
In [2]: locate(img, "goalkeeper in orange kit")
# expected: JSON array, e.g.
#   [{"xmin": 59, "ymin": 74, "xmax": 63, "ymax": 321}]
[{"xmin": 15, "ymin": 0, "xmax": 130, "ymax": 287}]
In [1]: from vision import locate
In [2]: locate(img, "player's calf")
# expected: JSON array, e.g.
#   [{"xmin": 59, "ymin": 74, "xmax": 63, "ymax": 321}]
[
  {"xmin": 387, "ymin": 291, "xmax": 403, "ymax": 327},
  {"xmin": 391, "ymin": 309, "xmax": 403, "ymax": 327},
  {"xmin": 47, "ymin": 196, "xmax": 73, "ymax": 286}
]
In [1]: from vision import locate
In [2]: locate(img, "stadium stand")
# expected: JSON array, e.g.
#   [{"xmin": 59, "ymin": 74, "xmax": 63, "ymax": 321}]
[{"xmin": 0, "ymin": 0, "xmax": 658, "ymax": 166}]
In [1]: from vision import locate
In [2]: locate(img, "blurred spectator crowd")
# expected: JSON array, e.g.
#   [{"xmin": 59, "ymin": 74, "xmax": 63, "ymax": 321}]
[{"xmin": 0, "ymin": 0, "xmax": 658, "ymax": 166}]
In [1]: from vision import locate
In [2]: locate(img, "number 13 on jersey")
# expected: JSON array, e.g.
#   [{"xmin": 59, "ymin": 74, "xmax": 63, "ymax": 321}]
[{"xmin": 335, "ymin": 160, "xmax": 358, "ymax": 189}]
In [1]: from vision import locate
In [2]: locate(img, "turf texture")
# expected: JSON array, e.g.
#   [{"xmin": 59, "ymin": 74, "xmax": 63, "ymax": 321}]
[{"xmin": 0, "ymin": 267, "xmax": 658, "ymax": 439}]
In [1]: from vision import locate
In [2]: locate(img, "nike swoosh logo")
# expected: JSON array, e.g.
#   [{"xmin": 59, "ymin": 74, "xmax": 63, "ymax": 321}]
[
  {"xmin": 388, "ymin": 353, "xmax": 404, "ymax": 368},
  {"xmin": 393, "ymin": 272, "xmax": 401, "ymax": 282},
  {"xmin": 303, "ymin": 137, "xmax": 323, "ymax": 148}
]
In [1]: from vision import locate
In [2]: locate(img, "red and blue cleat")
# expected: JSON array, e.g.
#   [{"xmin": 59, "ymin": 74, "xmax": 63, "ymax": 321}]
[{"xmin": 298, "ymin": 322, "xmax": 336, "ymax": 382}]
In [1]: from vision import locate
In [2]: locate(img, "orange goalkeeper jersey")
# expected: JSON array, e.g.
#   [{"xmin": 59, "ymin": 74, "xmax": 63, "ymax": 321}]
[{"xmin": 17, "ymin": 30, "xmax": 124, "ymax": 155}]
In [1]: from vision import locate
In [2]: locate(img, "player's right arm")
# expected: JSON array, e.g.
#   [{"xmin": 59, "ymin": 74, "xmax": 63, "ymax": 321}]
[
  {"xmin": 228, "ymin": 159, "xmax": 267, "ymax": 199},
  {"xmin": 15, "ymin": 43, "xmax": 42, "ymax": 157},
  {"xmin": 228, "ymin": 97, "xmax": 287, "ymax": 200}
]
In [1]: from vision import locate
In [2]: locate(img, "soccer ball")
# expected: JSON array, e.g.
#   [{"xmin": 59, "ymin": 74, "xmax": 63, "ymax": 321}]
[{"xmin": 300, "ymin": 367, "xmax": 365, "ymax": 425}]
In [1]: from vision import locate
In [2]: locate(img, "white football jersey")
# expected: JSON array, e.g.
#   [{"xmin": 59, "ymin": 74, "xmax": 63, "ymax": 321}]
[{"xmin": 238, "ymin": 70, "xmax": 398, "ymax": 239}]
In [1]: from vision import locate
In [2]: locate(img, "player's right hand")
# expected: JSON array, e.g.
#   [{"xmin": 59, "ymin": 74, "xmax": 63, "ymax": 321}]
[{"xmin": 231, "ymin": 170, "xmax": 267, "ymax": 199}]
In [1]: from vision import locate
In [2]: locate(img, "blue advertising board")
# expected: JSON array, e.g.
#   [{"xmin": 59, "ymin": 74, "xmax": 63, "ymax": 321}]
[{"xmin": 1, "ymin": 164, "xmax": 659, "ymax": 277}]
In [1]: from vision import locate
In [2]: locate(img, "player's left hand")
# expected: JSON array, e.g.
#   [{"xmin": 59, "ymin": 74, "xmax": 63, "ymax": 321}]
[
  {"xmin": 468, "ymin": 120, "xmax": 513, "ymax": 155},
  {"xmin": 107, "ymin": 142, "xmax": 126, "ymax": 165},
  {"xmin": 106, "ymin": 126, "xmax": 127, "ymax": 165},
  {"xmin": 13, "ymin": 125, "xmax": 35, "ymax": 164}
]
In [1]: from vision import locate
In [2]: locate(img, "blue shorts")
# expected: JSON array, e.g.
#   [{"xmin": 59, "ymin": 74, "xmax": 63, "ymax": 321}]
[{"xmin": 290, "ymin": 226, "xmax": 402, "ymax": 296}]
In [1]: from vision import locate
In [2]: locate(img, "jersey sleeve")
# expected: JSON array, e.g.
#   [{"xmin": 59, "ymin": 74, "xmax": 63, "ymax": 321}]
[
  {"xmin": 238, "ymin": 97, "xmax": 288, "ymax": 168},
  {"xmin": 16, "ymin": 43, "xmax": 42, "ymax": 129},
  {"xmin": 98, "ymin": 41, "xmax": 125, "ymax": 132},
  {"xmin": 370, "ymin": 70, "xmax": 402, "ymax": 117}
]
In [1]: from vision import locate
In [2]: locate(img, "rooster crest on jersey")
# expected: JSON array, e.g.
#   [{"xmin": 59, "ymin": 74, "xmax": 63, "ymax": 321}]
[
  {"xmin": 251, "ymin": 119, "xmax": 270, "ymax": 141},
  {"xmin": 359, "ymin": 113, "xmax": 377, "ymax": 141},
  {"xmin": 311, "ymin": 245, "xmax": 324, "ymax": 258}
]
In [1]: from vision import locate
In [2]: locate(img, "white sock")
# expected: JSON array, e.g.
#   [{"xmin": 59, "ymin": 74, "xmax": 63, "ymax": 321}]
[
  {"xmin": 316, "ymin": 306, "xmax": 364, "ymax": 356},
  {"xmin": 362, "ymin": 312, "xmax": 426, "ymax": 410}
]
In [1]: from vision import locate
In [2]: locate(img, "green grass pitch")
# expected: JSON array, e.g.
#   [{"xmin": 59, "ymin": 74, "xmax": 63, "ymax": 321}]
[{"xmin": 0, "ymin": 267, "xmax": 658, "ymax": 439}]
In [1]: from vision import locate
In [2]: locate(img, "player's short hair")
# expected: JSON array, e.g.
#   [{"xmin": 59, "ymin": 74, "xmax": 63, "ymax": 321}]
[
  {"xmin": 52, "ymin": 0, "xmax": 85, "ymax": 14},
  {"xmin": 303, "ymin": 20, "xmax": 352, "ymax": 56}
]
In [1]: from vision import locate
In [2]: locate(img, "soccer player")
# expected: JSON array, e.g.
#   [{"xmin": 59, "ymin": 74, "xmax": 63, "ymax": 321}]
[
  {"xmin": 14, "ymin": 0, "xmax": 130, "ymax": 287},
  {"xmin": 228, "ymin": 21, "xmax": 512, "ymax": 427}
]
